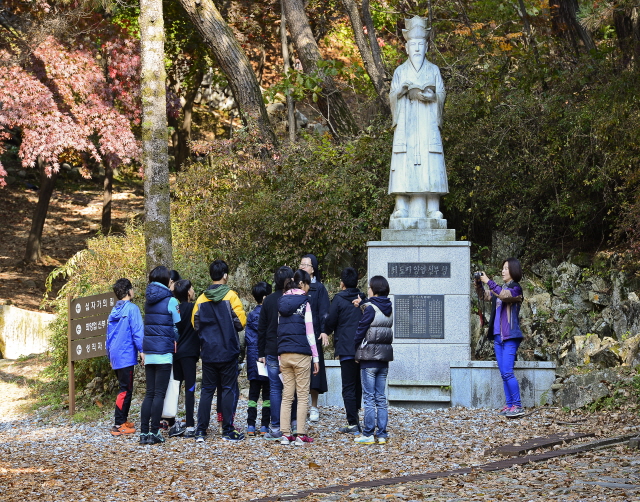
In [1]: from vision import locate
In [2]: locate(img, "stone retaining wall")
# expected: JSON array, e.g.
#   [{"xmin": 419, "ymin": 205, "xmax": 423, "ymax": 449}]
[{"xmin": 0, "ymin": 305, "xmax": 54, "ymax": 359}]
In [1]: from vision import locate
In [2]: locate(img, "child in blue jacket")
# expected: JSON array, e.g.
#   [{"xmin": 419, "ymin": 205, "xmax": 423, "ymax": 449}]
[
  {"xmin": 106, "ymin": 278, "xmax": 144, "ymax": 436},
  {"xmin": 245, "ymin": 281, "xmax": 272, "ymax": 436}
]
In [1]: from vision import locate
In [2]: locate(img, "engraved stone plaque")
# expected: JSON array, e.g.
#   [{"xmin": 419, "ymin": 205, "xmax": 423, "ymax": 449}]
[
  {"xmin": 394, "ymin": 294, "xmax": 445, "ymax": 339},
  {"xmin": 388, "ymin": 262, "xmax": 451, "ymax": 278}
]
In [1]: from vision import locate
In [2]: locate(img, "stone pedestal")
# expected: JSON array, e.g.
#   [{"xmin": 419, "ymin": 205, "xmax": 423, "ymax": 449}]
[
  {"xmin": 450, "ymin": 361, "xmax": 556, "ymax": 409},
  {"xmin": 367, "ymin": 231, "xmax": 470, "ymax": 409}
]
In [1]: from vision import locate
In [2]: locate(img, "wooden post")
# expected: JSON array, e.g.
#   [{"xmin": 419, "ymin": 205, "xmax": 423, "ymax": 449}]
[{"xmin": 67, "ymin": 295, "xmax": 75, "ymax": 415}]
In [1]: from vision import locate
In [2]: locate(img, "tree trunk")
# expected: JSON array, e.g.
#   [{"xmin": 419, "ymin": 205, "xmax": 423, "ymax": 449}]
[
  {"xmin": 613, "ymin": 7, "xmax": 640, "ymax": 69},
  {"xmin": 549, "ymin": 0, "xmax": 596, "ymax": 55},
  {"xmin": 282, "ymin": 0, "xmax": 359, "ymax": 138},
  {"xmin": 175, "ymin": 69, "xmax": 205, "ymax": 170},
  {"xmin": 281, "ymin": 2, "xmax": 297, "ymax": 143},
  {"xmin": 24, "ymin": 157, "xmax": 58, "ymax": 263},
  {"xmin": 362, "ymin": 0, "xmax": 386, "ymax": 77},
  {"xmin": 102, "ymin": 159, "xmax": 113, "ymax": 235},
  {"xmin": 341, "ymin": 0, "xmax": 390, "ymax": 114},
  {"xmin": 178, "ymin": 0, "xmax": 277, "ymax": 148},
  {"xmin": 140, "ymin": 0, "xmax": 173, "ymax": 272}
]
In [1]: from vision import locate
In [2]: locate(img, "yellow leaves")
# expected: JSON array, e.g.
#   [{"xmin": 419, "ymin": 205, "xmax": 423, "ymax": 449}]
[{"xmin": 308, "ymin": 462, "xmax": 321, "ymax": 469}]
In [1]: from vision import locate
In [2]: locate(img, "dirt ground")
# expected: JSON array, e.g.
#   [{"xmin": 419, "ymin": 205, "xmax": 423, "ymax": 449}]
[{"xmin": 0, "ymin": 174, "xmax": 144, "ymax": 312}]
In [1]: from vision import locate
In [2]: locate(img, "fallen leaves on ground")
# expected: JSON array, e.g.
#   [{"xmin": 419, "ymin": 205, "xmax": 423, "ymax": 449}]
[{"xmin": 1, "ymin": 394, "xmax": 639, "ymax": 501}]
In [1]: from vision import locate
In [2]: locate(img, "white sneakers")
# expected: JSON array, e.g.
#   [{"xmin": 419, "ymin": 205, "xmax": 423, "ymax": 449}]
[
  {"xmin": 354, "ymin": 435, "xmax": 375, "ymax": 444},
  {"xmin": 309, "ymin": 407, "xmax": 320, "ymax": 422}
]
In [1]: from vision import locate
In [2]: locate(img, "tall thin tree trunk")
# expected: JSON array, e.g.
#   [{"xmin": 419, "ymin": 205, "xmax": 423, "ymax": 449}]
[
  {"xmin": 24, "ymin": 157, "xmax": 58, "ymax": 263},
  {"xmin": 176, "ymin": 69, "xmax": 205, "ymax": 170},
  {"xmin": 140, "ymin": 0, "xmax": 173, "ymax": 272},
  {"xmin": 281, "ymin": 2, "xmax": 297, "ymax": 143},
  {"xmin": 362, "ymin": 0, "xmax": 386, "ymax": 74},
  {"xmin": 102, "ymin": 158, "xmax": 113, "ymax": 235},
  {"xmin": 283, "ymin": 0, "xmax": 359, "ymax": 138},
  {"xmin": 178, "ymin": 0, "xmax": 277, "ymax": 148},
  {"xmin": 341, "ymin": 0, "xmax": 390, "ymax": 114},
  {"xmin": 517, "ymin": 0, "xmax": 540, "ymax": 57}
]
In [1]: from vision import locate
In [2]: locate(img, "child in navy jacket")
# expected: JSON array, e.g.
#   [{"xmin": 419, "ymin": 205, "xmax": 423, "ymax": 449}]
[{"xmin": 245, "ymin": 281, "xmax": 272, "ymax": 436}]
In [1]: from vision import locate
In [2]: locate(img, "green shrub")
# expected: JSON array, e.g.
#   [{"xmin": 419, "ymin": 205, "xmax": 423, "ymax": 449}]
[{"xmin": 173, "ymin": 126, "xmax": 394, "ymax": 282}]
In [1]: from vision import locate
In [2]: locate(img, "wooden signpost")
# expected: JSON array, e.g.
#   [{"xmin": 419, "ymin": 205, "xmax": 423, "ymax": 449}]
[{"xmin": 68, "ymin": 292, "xmax": 117, "ymax": 415}]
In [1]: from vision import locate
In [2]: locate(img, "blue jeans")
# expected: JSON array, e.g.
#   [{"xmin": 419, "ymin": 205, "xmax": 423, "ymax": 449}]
[
  {"xmin": 494, "ymin": 338, "xmax": 522, "ymax": 408},
  {"xmin": 266, "ymin": 355, "xmax": 296, "ymax": 431},
  {"xmin": 361, "ymin": 366, "xmax": 388, "ymax": 438}
]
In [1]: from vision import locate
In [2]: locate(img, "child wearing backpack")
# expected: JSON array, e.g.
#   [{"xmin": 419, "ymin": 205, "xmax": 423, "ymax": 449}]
[{"xmin": 353, "ymin": 276, "xmax": 393, "ymax": 445}]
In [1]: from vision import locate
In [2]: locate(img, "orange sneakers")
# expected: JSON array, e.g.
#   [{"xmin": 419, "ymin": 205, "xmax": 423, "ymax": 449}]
[{"xmin": 110, "ymin": 422, "xmax": 136, "ymax": 436}]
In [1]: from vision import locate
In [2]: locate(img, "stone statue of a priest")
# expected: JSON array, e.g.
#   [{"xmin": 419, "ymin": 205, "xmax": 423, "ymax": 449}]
[{"xmin": 388, "ymin": 16, "xmax": 447, "ymax": 230}]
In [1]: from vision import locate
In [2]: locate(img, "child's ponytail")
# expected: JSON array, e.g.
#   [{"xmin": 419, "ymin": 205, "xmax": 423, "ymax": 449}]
[{"xmin": 283, "ymin": 269, "xmax": 311, "ymax": 292}]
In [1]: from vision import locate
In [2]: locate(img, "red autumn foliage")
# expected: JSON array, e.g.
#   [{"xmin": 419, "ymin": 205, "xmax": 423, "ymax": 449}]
[{"xmin": 0, "ymin": 29, "xmax": 141, "ymax": 184}]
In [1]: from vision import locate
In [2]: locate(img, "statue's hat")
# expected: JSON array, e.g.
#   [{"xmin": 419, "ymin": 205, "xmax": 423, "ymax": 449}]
[{"xmin": 402, "ymin": 15, "xmax": 430, "ymax": 41}]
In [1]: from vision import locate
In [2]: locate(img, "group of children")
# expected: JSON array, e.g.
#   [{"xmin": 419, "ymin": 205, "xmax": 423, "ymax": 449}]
[{"xmin": 105, "ymin": 258, "xmax": 393, "ymax": 446}]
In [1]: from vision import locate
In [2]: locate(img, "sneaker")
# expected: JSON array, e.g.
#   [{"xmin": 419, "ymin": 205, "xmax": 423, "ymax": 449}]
[
  {"xmin": 354, "ymin": 435, "xmax": 375, "ymax": 445},
  {"xmin": 159, "ymin": 420, "xmax": 170, "ymax": 431},
  {"xmin": 138, "ymin": 433, "xmax": 151, "ymax": 445},
  {"xmin": 279, "ymin": 435, "xmax": 294, "ymax": 445},
  {"xmin": 498, "ymin": 406, "xmax": 510, "ymax": 416},
  {"xmin": 148, "ymin": 432, "xmax": 165, "ymax": 444},
  {"xmin": 195, "ymin": 431, "xmax": 206, "ymax": 443},
  {"xmin": 111, "ymin": 423, "xmax": 136, "ymax": 436},
  {"xmin": 222, "ymin": 430, "xmax": 245, "ymax": 442},
  {"xmin": 309, "ymin": 407, "xmax": 319, "ymax": 422},
  {"xmin": 377, "ymin": 437, "xmax": 387, "ymax": 445},
  {"xmin": 123, "ymin": 422, "xmax": 136, "ymax": 432},
  {"xmin": 263, "ymin": 429, "xmax": 283, "ymax": 441},
  {"xmin": 294, "ymin": 435, "xmax": 314, "ymax": 445},
  {"xmin": 506, "ymin": 406, "xmax": 525, "ymax": 418},
  {"xmin": 169, "ymin": 423, "xmax": 186, "ymax": 437},
  {"xmin": 246, "ymin": 425, "xmax": 256, "ymax": 437},
  {"xmin": 184, "ymin": 427, "xmax": 196, "ymax": 438},
  {"xmin": 259, "ymin": 426, "xmax": 269, "ymax": 435},
  {"xmin": 338, "ymin": 424, "xmax": 360, "ymax": 435}
]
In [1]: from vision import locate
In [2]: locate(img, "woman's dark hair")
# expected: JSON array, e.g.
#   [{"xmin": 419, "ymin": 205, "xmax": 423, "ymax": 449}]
[
  {"xmin": 369, "ymin": 275, "xmax": 390, "ymax": 296},
  {"xmin": 284, "ymin": 269, "xmax": 311, "ymax": 292},
  {"xmin": 209, "ymin": 260, "xmax": 229, "ymax": 281},
  {"xmin": 149, "ymin": 266, "xmax": 171, "ymax": 287},
  {"xmin": 113, "ymin": 278, "xmax": 133, "ymax": 300},
  {"xmin": 170, "ymin": 270, "xmax": 181, "ymax": 282},
  {"xmin": 274, "ymin": 266, "xmax": 294, "ymax": 290},
  {"xmin": 503, "ymin": 258, "xmax": 523, "ymax": 283},
  {"xmin": 173, "ymin": 279, "xmax": 192, "ymax": 303},
  {"xmin": 303, "ymin": 253, "xmax": 322, "ymax": 282},
  {"xmin": 252, "ymin": 281, "xmax": 272, "ymax": 304},
  {"xmin": 341, "ymin": 267, "xmax": 358, "ymax": 289}
]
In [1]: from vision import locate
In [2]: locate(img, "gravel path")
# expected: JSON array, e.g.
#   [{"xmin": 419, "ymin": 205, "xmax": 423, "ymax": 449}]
[{"xmin": 1, "ymin": 386, "xmax": 639, "ymax": 501}]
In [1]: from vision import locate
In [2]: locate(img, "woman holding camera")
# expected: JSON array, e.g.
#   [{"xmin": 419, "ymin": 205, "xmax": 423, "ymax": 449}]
[{"xmin": 479, "ymin": 258, "xmax": 524, "ymax": 418}]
